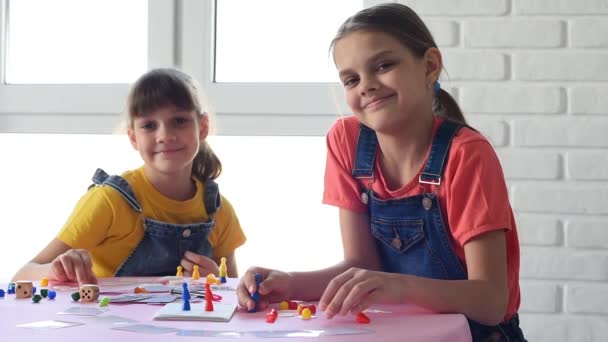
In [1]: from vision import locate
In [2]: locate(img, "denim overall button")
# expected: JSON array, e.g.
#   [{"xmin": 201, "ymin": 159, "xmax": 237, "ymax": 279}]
[
  {"xmin": 182, "ymin": 229, "xmax": 191, "ymax": 238},
  {"xmin": 392, "ymin": 237, "xmax": 402, "ymax": 249},
  {"xmin": 422, "ymin": 197, "xmax": 432, "ymax": 210},
  {"xmin": 361, "ymin": 192, "xmax": 369, "ymax": 204}
]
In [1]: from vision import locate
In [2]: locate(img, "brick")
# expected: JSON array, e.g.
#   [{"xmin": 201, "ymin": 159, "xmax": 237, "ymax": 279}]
[
  {"xmin": 520, "ymin": 314, "xmax": 608, "ymax": 342},
  {"xmin": 386, "ymin": 0, "xmax": 508, "ymax": 15},
  {"xmin": 520, "ymin": 282, "xmax": 561, "ymax": 313},
  {"xmin": 568, "ymin": 151, "xmax": 608, "ymax": 180},
  {"xmin": 426, "ymin": 20, "xmax": 459, "ymax": 47},
  {"xmin": 442, "ymin": 51, "xmax": 507, "ymax": 80},
  {"xmin": 465, "ymin": 20, "xmax": 564, "ymax": 47},
  {"xmin": 516, "ymin": 0, "xmax": 608, "ymax": 15},
  {"xmin": 521, "ymin": 248, "xmax": 608, "ymax": 280},
  {"xmin": 514, "ymin": 53, "xmax": 608, "ymax": 81},
  {"xmin": 570, "ymin": 86, "xmax": 608, "ymax": 114},
  {"xmin": 516, "ymin": 215, "xmax": 563, "ymax": 246},
  {"xmin": 513, "ymin": 184, "xmax": 608, "ymax": 214},
  {"xmin": 461, "ymin": 86, "xmax": 564, "ymax": 114},
  {"xmin": 496, "ymin": 149, "xmax": 561, "ymax": 179},
  {"xmin": 567, "ymin": 284, "xmax": 608, "ymax": 314},
  {"xmin": 466, "ymin": 117, "xmax": 508, "ymax": 146},
  {"xmin": 567, "ymin": 219, "xmax": 608, "ymax": 248},
  {"xmin": 571, "ymin": 19, "xmax": 608, "ymax": 47},
  {"xmin": 514, "ymin": 118, "xmax": 608, "ymax": 147}
]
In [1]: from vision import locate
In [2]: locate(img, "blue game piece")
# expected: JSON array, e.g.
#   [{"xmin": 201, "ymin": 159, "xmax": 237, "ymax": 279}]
[
  {"xmin": 0, "ymin": 289, "xmax": 5, "ymax": 298},
  {"xmin": 32, "ymin": 286, "xmax": 37, "ymax": 294},
  {"xmin": 48, "ymin": 290, "xmax": 57, "ymax": 300},
  {"xmin": 220, "ymin": 276, "xmax": 227, "ymax": 283},
  {"xmin": 248, "ymin": 272, "xmax": 262, "ymax": 313},
  {"xmin": 181, "ymin": 282, "xmax": 191, "ymax": 311},
  {"xmin": 8, "ymin": 282, "xmax": 15, "ymax": 294}
]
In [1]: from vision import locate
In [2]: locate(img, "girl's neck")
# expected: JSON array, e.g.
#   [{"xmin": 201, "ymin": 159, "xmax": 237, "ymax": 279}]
[
  {"xmin": 143, "ymin": 165, "xmax": 197, "ymax": 201},
  {"xmin": 376, "ymin": 113, "xmax": 435, "ymax": 190}
]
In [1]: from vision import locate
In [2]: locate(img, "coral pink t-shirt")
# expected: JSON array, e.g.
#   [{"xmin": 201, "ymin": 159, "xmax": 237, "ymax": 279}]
[{"xmin": 323, "ymin": 115, "xmax": 520, "ymax": 321}]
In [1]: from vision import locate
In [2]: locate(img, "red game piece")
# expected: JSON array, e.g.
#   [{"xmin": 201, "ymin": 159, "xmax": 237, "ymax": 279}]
[
  {"xmin": 266, "ymin": 308, "xmax": 278, "ymax": 323},
  {"xmin": 205, "ymin": 283, "xmax": 214, "ymax": 312},
  {"xmin": 287, "ymin": 300, "xmax": 298, "ymax": 310},
  {"xmin": 356, "ymin": 312, "xmax": 370, "ymax": 324},
  {"xmin": 297, "ymin": 304, "xmax": 317, "ymax": 315}
]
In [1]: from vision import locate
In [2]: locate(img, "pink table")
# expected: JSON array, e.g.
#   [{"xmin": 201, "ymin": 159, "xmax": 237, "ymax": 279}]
[{"xmin": 0, "ymin": 278, "xmax": 471, "ymax": 341}]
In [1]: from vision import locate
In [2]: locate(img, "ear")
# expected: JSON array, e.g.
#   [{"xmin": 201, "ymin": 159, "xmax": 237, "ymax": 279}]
[
  {"xmin": 127, "ymin": 129, "xmax": 139, "ymax": 150},
  {"xmin": 199, "ymin": 113, "xmax": 209, "ymax": 141},
  {"xmin": 423, "ymin": 47, "xmax": 442, "ymax": 88}
]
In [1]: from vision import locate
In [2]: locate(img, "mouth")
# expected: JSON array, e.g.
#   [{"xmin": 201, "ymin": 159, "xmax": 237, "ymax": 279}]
[
  {"xmin": 155, "ymin": 147, "xmax": 184, "ymax": 154},
  {"xmin": 363, "ymin": 94, "xmax": 395, "ymax": 109}
]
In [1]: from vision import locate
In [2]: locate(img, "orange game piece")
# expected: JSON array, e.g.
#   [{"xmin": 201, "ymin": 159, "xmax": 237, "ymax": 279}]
[{"xmin": 134, "ymin": 286, "xmax": 149, "ymax": 294}]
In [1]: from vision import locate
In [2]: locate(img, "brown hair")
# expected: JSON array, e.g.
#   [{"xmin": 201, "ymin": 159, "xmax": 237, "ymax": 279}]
[
  {"xmin": 127, "ymin": 68, "xmax": 222, "ymax": 182},
  {"xmin": 331, "ymin": 3, "xmax": 466, "ymax": 123}
]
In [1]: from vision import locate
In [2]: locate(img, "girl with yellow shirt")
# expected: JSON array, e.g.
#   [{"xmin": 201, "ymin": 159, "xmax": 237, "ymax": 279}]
[{"xmin": 12, "ymin": 68, "xmax": 246, "ymax": 284}]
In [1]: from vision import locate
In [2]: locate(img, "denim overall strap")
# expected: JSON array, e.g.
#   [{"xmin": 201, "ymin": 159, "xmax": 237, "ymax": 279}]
[
  {"xmin": 352, "ymin": 124, "xmax": 377, "ymax": 179},
  {"xmin": 90, "ymin": 168, "xmax": 142, "ymax": 213},
  {"xmin": 419, "ymin": 119, "xmax": 462, "ymax": 185},
  {"xmin": 203, "ymin": 180, "xmax": 221, "ymax": 216}
]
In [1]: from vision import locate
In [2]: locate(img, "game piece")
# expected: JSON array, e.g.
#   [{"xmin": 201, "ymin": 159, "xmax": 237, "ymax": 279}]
[
  {"xmin": 79, "ymin": 284, "xmax": 100, "ymax": 302},
  {"xmin": 134, "ymin": 286, "xmax": 149, "ymax": 293},
  {"xmin": 99, "ymin": 296, "xmax": 110, "ymax": 307},
  {"xmin": 248, "ymin": 272, "xmax": 262, "ymax": 313},
  {"xmin": 287, "ymin": 300, "xmax": 298, "ymax": 310},
  {"xmin": 48, "ymin": 290, "xmax": 57, "ymax": 300},
  {"xmin": 192, "ymin": 265, "xmax": 200, "ymax": 280},
  {"xmin": 205, "ymin": 283, "xmax": 214, "ymax": 312},
  {"xmin": 40, "ymin": 277, "xmax": 49, "ymax": 287},
  {"xmin": 0, "ymin": 289, "xmax": 5, "ymax": 298},
  {"xmin": 219, "ymin": 257, "xmax": 227, "ymax": 283},
  {"xmin": 297, "ymin": 304, "xmax": 316, "ymax": 315},
  {"xmin": 32, "ymin": 294, "xmax": 42, "ymax": 303},
  {"xmin": 32, "ymin": 286, "xmax": 37, "ymax": 294},
  {"xmin": 182, "ymin": 282, "xmax": 191, "ymax": 311},
  {"xmin": 301, "ymin": 308, "xmax": 312, "ymax": 320},
  {"xmin": 206, "ymin": 273, "xmax": 220, "ymax": 285},
  {"xmin": 278, "ymin": 301, "xmax": 289, "ymax": 310},
  {"xmin": 7, "ymin": 282, "xmax": 16, "ymax": 294},
  {"xmin": 15, "ymin": 281, "xmax": 33, "ymax": 299},
  {"xmin": 356, "ymin": 312, "xmax": 370, "ymax": 324},
  {"xmin": 71, "ymin": 292, "xmax": 81, "ymax": 301},
  {"xmin": 266, "ymin": 308, "xmax": 278, "ymax": 323},
  {"xmin": 176, "ymin": 265, "xmax": 183, "ymax": 277},
  {"xmin": 40, "ymin": 289, "xmax": 48, "ymax": 298}
]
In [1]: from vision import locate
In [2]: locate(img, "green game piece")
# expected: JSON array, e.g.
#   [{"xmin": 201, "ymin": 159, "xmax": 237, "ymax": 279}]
[
  {"xmin": 32, "ymin": 294, "xmax": 42, "ymax": 303},
  {"xmin": 40, "ymin": 289, "xmax": 48, "ymax": 298},
  {"xmin": 71, "ymin": 292, "xmax": 81, "ymax": 301},
  {"xmin": 99, "ymin": 296, "xmax": 110, "ymax": 307}
]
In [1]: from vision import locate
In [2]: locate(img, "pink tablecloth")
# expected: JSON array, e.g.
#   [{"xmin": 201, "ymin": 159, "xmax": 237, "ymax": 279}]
[{"xmin": 0, "ymin": 278, "xmax": 471, "ymax": 342}]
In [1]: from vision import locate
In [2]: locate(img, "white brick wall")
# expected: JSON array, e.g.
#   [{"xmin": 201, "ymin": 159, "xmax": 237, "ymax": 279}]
[{"xmin": 396, "ymin": 0, "xmax": 608, "ymax": 340}]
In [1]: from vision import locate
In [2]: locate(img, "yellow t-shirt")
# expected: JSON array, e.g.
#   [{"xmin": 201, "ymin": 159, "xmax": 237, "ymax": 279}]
[{"xmin": 57, "ymin": 167, "xmax": 246, "ymax": 277}]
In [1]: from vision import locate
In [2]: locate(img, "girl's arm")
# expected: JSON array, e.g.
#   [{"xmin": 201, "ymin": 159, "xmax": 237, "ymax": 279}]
[
  {"xmin": 12, "ymin": 238, "xmax": 97, "ymax": 284},
  {"xmin": 320, "ymin": 229, "xmax": 509, "ymax": 326}
]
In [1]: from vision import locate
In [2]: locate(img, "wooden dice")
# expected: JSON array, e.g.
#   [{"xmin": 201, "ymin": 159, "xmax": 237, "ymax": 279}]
[
  {"xmin": 79, "ymin": 284, "xmax": 100, "ymax": 302},
  {"xmin": 15, "ymin": 281, "xmax": 33, "ymax": 299}
]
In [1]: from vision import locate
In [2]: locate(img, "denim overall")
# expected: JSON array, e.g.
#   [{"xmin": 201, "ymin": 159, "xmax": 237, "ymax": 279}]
[
  {"xmin": 353, "ymin": 120, "xmax": 526, "ymax": 342},
  {"xmin": 90, "ymin": 169, "xmax": 219, "ymax": 277}
]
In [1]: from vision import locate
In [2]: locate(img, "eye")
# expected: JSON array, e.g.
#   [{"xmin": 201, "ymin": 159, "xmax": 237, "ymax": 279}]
[
  {"xmin": 376, "ymin": 62, "xmax": 394, "ymax": 72},
  {"xmin": 174, "ymin": 117, "xmax": 188, "ymax": 125},
  {"xmin": 343, "ymin": 76, "xmax": 359, "ymax": 88},
  {"xmin": 140, "ymin": 121, "xmax": 156, "ymax": 130}
]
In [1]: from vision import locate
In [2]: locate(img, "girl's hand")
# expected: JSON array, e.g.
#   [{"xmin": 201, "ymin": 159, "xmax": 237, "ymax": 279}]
[
  {"xmin": 49, "ymin": 249, "xmax": 97, "ymax": 285},
  {"xmin": 236, "ymin": 267, "xmax": 294, "ymax": 312},
  {"xmin": 319, "ymin": 267, "xmax": 404, "ymax": 319},
  {"xmin": 180, "ymin": 251, "xmax": 219, "ymax": 277}
]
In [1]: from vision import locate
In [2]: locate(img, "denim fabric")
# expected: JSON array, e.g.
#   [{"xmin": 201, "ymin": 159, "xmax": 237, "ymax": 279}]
[
  {"xmin": 90, "ymin": 168, "xmax": 219, "ymax": 277},
  {"xmin": 352, "ymin": 121, "xmax": 526, "ymax": 342}
]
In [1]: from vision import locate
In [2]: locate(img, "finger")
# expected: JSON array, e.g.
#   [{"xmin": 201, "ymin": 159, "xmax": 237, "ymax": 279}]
[
  {"xmin": 183, "ymin": 251, "xmax": 219, "ymax": 271},
  {"xmin": 73, "ymin": 253, "xmax": 91, "ymax": 285},
  {"xmin": 79, "ymin": 251, "xmax": 98, "ymax": 284},
  {"xmin": 324, "ymin": 274, "xmax": 361, "ymax": 319},
  {"xmin": 319, "ymin": 269, "xmax": 354, "ymax": 312},
  {"xmin": 236, "ymin": 278, "xmax": 255, "ymax": 310},
  {"xmin": 59, "ymin": 254, "xmax": 77, "ymax": 282},
  {"xmin": 350, "ymin": 290, "xmax": 379, "ymax": 315},
  {"xmin": 340, "ymin": 278, "xmax": 378, "ymax": 315},
  {"xmin": 180, "ymin": 257, "xmax": 194, "ymax": 273},
  {"xmin": 50, "ymin": 259, "xmax": 69, "ymax": 282}
]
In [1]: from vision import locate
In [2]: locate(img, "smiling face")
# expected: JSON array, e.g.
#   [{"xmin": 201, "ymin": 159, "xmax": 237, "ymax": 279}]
[
  {"xmin": 128, "ymin": 105, "xmax": 208, "ymax": 178},
  {"xmin": 334, "ymin": 30, "xmax": 440, "ymax": 134}
]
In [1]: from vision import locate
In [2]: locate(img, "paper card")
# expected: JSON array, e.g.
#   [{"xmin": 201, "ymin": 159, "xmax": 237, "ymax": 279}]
[
  {"xmin": 57, "ymin": 307, "xmax": 109, "ymax": 316},
  {"xmin": 16, "ymin": 320, "xmax": 83, "ymax": 330},
  {"xmin": 111, "ymin": 324, "xmax": 178, "ymax": 334},
  {"xmin": 176, "ymin": 330, "xmax": 244, "ymax": 338},
  {"xmin": 251, "ymin": 328, "xmax": 374, "ymax": 338},
  {"xmin": 104, "ymin": 294, "xmax": 153, "ymax": 303},
  {"xmin": 153, "ymin": 302, "xmax": 237, "ymax": 322},
  {"xmin": 136, "ymin": 295, "xmax": 179, "ymax": 304}
]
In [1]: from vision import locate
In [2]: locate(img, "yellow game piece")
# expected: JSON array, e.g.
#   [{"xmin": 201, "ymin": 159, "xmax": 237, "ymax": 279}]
[
  {"xmin": 278, "ymin": 301, "xmax": 289, "ymax": 310},
  {"xmin": 301, "ymin": 308, "xmax": 312, "ymax": 320},
  {"xmin": 192, "ymin": 265, "xmax": 200, "ymax": 280},
  {"xmin": 176, "ymin": 266, "xmax": 183, "ymax": 277},
  {"xmin": 39, "ymin": 277, "xmax": 49, "ymax": 287},
  {"xmin": 219, "ymin": 257, "xmax": 227, "ymax": 278},
  {"xmin": 206, "ymin": 273, "xmax": 219, "ymax": 285}
]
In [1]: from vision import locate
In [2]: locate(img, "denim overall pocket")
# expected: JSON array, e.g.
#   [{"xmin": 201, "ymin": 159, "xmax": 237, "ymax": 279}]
[{"xmin": 371, "ymin": 218, "xmax": 425, "ymax": 253}]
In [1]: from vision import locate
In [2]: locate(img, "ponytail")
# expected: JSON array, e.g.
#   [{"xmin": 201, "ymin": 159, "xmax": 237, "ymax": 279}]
[
  {"xmin": 433, "ymin": 88, "xmax": 466, "ymax": 124},
  {"xmin": 192, "ymin": 141, "xmax": 222, "ymax": 182}
]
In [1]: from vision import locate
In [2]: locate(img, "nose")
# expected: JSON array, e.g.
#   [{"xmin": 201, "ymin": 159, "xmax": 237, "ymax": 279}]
[
  {"xmin": 359, "ymin": 75, "xmax": 379, "ymax": 96},
  {"xmin": 156, "ymin": 123, "xmax": 176, "ymax": 143}
]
